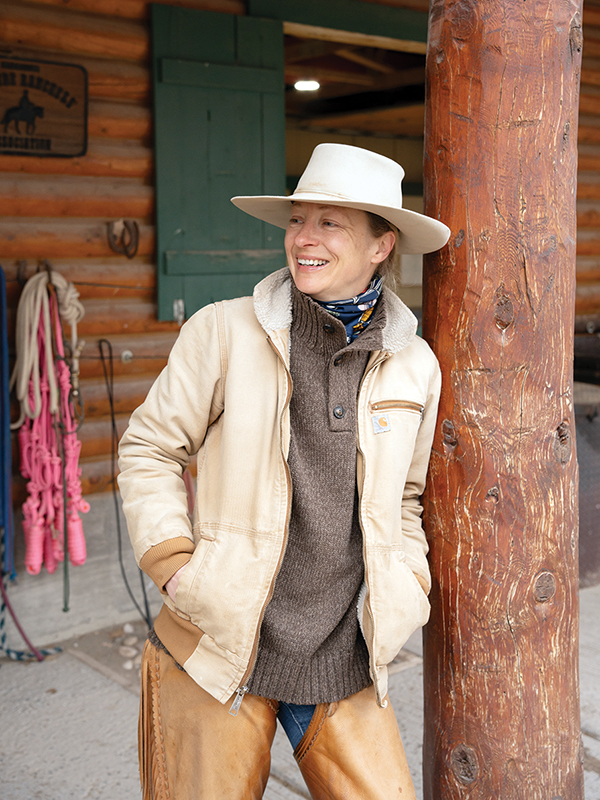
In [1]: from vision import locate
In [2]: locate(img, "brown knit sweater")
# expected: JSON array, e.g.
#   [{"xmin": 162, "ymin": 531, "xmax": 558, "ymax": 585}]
[{"xmin": 246, "ymin": 284, "xmax": 386, "ymax": 703}]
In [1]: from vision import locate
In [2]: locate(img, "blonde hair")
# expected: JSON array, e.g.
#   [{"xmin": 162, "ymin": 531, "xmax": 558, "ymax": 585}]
[{"xmin": 366, "ymin": 212, "xmax": 400, "ymax": 287}]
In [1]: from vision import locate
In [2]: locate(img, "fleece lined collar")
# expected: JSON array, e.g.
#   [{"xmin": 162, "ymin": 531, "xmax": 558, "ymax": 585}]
[{"xmin": 253, "ymin": 268, "xmax": 417, "ymax": 354}]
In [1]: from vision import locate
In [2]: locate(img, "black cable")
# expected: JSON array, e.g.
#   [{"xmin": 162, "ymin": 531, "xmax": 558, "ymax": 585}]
[{"xmin": 98, "ymin": 339, "xmax": 153, "ymax": 629}]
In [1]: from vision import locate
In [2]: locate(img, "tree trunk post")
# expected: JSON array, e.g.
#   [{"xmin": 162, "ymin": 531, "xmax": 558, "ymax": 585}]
[{"xmin": 421, "ymin": 0, "xmax": 584, "ymax": 797}]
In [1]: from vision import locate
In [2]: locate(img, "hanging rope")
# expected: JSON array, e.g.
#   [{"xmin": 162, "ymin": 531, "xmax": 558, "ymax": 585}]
[{"xmin": 10, "ymin": 268, "xmax": 89, "ymax": 581}]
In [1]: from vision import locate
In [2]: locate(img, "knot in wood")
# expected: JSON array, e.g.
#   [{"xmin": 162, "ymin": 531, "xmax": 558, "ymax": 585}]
[
  {"xmin": 562, "ymin": 121, "xmax": 570, "ymax": 151},
  {"xmin": 454, "ymin": 229, "xmax": 465, "ymax": 248},
  {"xmin": 442, "ymin": 419, "xmax": 458, "ymax": 449},
  {"xmin": 570, "ymin": 13, "xmax": 583, "ymax": 55},
  {"xmin": 485, "ymin": 486, "xmax": 499, "ymax": 503},
  {"xmin": 533, "ymin": 571, "xmax": 556, "ymax": 603},
  {"xmin": 554, "ymin": 422, "xmax": 571, "ymax": 464},
  {"xmin": 449, "ymin": 0, "xmax": 477, "ymax": 40},
  {"xmin": 494, "ymin": 294, "xmax": 514, "ymax": 330},
  {"xmin": 450, "ymin": 744, "xmax": 479, "ymax": 784}
]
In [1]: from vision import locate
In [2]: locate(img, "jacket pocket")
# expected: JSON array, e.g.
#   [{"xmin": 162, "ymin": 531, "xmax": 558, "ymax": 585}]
[
  {"xmin": 371, "ymin": 558, "xmax": 430, "ymax": 666},
  {"xmin": 369, "ymin": 400, "xmax": 424, "ymax": 417},
  {"xmin": 174, "ymin": 531, "xmax": 215, "ymax": 617}
]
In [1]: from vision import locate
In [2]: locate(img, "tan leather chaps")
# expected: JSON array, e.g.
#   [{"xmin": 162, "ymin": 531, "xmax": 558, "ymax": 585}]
[{"xmin": 140, "ymin": 639, "xmax": 416, "ymax": 800}]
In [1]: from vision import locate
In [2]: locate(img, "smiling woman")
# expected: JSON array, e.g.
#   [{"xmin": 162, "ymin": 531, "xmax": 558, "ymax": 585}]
[
  {"xmin": 118, "ymin": 142, "xmax": 450, "ymax": 800},
  {"xmin": 284, "ymin": 203, "xmax": 394, "ymax": 300}
]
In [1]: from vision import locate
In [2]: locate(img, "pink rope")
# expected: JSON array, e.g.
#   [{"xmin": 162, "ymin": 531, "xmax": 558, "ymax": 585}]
[{"xmin": 19, "ymin": 288, "xmax": 88, "ymax": 575}]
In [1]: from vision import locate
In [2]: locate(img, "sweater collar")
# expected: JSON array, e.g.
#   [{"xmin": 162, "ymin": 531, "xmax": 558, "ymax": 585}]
[
  {"xmin": 253, "ymin": 268, "xmax": 417, "ymax": 354},
  {"xmin": 290, "ymin": 281, "xmax": 385, "ymax": 355}
]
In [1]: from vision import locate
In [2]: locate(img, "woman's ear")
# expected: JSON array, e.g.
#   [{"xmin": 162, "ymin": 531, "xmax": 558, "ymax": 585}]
[{"xmin": 372, "ymin": 231, "xmax": 396, "ymax": 265}]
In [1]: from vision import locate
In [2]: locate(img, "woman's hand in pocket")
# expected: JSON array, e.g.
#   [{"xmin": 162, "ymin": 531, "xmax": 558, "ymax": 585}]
[{"xmin": 165, "ymin": 563, "xmax": 189, "ymax": 603}]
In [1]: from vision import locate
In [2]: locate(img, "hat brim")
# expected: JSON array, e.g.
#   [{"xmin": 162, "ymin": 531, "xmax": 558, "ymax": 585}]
[{"xmin": 231, "ymin": 193, "xmax": 450, "ymax": 255}]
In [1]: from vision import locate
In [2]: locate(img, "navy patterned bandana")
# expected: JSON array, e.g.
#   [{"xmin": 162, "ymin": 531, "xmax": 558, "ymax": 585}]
[{"xmin": 316, "ymin": 274, "xmax": 384, "ymax": 343}]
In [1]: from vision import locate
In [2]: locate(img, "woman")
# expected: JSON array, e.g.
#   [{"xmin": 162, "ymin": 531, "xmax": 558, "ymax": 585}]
[{"xmin": 118, "ymin": 143, "xmax": 450, "ymax": 800}]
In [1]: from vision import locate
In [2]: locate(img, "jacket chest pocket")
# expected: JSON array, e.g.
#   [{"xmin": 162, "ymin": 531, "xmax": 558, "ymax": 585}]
[{"xmin": 370, "ymin": 400, "xmax": 424, "ymax": 418}]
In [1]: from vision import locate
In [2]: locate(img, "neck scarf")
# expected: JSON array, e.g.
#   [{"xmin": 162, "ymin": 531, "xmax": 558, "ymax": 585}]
[{"xmin": 316, "ymin": 274, "xmax": 384, "ymax": 343}]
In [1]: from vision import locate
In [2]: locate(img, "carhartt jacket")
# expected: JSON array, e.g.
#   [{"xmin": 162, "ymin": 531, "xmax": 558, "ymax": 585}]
[{"xmin": 118, "ymin": 269, "xmax": 441, "ymax": 708}]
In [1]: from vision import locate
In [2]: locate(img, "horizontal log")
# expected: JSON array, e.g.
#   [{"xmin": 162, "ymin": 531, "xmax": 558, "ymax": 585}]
[
  {"xmin": 583, "ymin": 7, "xmax": 600, "ymax": 27},
  {"xmin": 77, "ymin": 414, "xmax": 130, "ymax": 459},
  {"xmin": 582, "ymin": 67, "xmax": 600, "ymax": 88},
  {"xmin": 0, "ymin": 174, "xmax": 153, "ymax": 218},
  {"xmin": 0, "ymin": 42, "xmax": 150, "ymax": 102},
  {"xmin": 577, "ymin": 178, "xmax": 600, "ymax": 200},
  {"xmin": 577, "ymin": 232, "xmax": 600, "ymax": 256},
  {"xmin": 0, "ymin": 2, "xmax": 148, "ymax": 62},
  {"xmin": 88, "ymin": 100, "xmax": 152, "ymax": 141},
  {"xmin": 30, "ymin": 0, "xmax": 245, "ymax": 21},
  {"xmin": 4, "ymin": 279, "xmax": 153, "ymax": 310},
  {"xmin": 74, "ymin": 297, "xmax": 179, "ymax": 336},
  {"xmin": 87, "ymin": 60, "xmax": 150, "ymax": 102},
  {"xmin": 78, "ymin": 331, "xmax": 174, "ymax": 379},
  {"xmin": 576, "ymin": 284, "xmax": 600, "ymax": 315},
  {"xmin": 583, "ymin": 40, "xmax": 600, "ymax": 58},
  {"xmin": 79, "ymin": 374, "xmax": 155, "ymax": 417},
  {"xmin": 80, "ymin": 456, "xmax": 118, "ymax": 494},
  {"xmin": 579, "ymin": 124, "xmax": 600, "ymax": 145},
  {"xmin": 5, "ymin": 286, "xmax": 178, "ymax": 341},
  {"xmin": 2, "ymin": 256, "xmax": 156, "ymax": 289},
  {"xmin": 0, "ymin": 217, "xmax": 154, "ymax": 259},
  {"xmin": 0, "ymin": 140, "xmax": 152, "ymax": 180},
  {"xmin": 579, "ymin": 93, "xmax": 600, "ymax": 115},
  {"xmin": 577, "ymin": 199, "xmax": 600, "ymax": 227},
  {"xmin": 579, "ymin": 154, "xmax": 600, "ymax": 172},
  {"xmin": 576, "ymin": 269, "xmax": 600, "ymax": 284}
]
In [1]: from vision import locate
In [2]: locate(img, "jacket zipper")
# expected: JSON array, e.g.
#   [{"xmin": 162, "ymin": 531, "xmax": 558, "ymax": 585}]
[
  {"xmin": 370, "ymin": 399, "xmax": 424, "ymax": 418},
  {"xmin": 229, "ymin": 335, "xmax": 293, "ymax": 716},
  {"xmin": 357, "ymin": 352, "xmax": 390, "ymax": 707}
]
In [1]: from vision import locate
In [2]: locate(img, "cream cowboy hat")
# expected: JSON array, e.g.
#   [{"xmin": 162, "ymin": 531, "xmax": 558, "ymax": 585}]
[{"xmin": 231, "ymin": 143, "xmax": 450, "ymax": 255}]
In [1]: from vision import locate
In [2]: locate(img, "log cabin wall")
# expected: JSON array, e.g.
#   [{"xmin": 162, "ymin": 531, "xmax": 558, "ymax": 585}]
[
  {"xmin": 579, "ymin": 1, "xmax": 600, "ymax": 324},
  {"xmin": 2, "ymin": 0, "xmax": 600, "ymax": 506},
  {"xmin": 1, "ymin": 0, "xmax": 245, "ymax": 503}
]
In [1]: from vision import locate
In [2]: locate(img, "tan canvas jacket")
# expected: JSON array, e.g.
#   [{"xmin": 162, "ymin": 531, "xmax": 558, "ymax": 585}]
[{"xmin": 118, "ymin": 268, "xmax": 441, "ymax": 708}]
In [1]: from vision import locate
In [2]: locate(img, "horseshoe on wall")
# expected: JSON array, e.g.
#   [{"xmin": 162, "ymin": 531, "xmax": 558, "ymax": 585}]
[{"xmin": 107, "ymin": 219, "xmax": 139, "ymax": 259}]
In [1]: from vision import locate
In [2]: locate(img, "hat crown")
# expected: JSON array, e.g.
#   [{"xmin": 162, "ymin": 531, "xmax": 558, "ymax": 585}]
[{"xmin": 294, "ymin": 143, "xmax": 405, "ymax": 210}]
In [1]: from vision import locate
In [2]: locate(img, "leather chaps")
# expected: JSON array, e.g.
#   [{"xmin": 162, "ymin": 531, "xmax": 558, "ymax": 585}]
[{"xmin": 140, "ymin": 639, "xmax": 416, "ymax": 800}]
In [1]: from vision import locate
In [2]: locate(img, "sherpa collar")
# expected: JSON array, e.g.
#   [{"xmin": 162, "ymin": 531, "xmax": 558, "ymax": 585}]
[{"xmin": 253, "ymin": 268, "xmax": 417, "ymax": 354}]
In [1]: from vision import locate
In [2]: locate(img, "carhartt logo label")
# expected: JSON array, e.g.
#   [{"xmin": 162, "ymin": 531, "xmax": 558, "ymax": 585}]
[{"xmin": 372, "ymin": 414, "xmax": 390, "ymax": 434}]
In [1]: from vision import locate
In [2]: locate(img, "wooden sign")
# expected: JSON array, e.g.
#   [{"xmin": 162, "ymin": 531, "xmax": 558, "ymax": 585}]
[{"xmin": 0, "ymin": 56, "xmax": 87, "ymax": 157}]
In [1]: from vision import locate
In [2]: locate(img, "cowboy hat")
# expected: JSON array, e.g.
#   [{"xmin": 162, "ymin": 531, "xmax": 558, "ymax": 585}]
[{"xmin": 231, "ymin": 143, "xmax": 450, "ymax": 255}]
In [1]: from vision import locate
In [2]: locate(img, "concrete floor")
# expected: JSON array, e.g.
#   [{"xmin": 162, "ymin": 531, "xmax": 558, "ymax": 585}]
[
  {"xmin": 1, "ymin": 586, "xmax": 599, "ymax": 799},
  {"xmin": 1, "ymin": 493, "xmax": 599, "ymax": 798}
]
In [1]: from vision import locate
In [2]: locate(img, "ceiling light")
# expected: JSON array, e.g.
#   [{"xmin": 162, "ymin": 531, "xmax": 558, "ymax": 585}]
[{"xmin": 294, "ymin": 80, "xmax": 320, "ymax": 92}]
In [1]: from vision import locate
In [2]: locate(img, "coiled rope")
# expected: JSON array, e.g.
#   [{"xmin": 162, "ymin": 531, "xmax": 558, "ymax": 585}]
[{"xmin": 10, "ymin": 268, "xmax": 88, "ymax": 590}]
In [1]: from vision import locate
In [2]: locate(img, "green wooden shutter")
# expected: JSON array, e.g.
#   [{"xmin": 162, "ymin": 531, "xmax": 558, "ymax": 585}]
[{"xmin": 151, "ymin": 5, "xmax": 286, "ymax": 321}]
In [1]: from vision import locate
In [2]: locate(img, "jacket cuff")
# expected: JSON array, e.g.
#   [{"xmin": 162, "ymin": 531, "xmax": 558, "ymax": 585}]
[{"xmin": 139, "ymin": 537, "xmax": 195, "ymax": 591}]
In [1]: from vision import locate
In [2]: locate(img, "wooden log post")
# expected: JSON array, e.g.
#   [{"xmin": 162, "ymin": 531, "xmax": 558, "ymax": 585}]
[{"xmin": 421, "ymin": 0, "xmax": 584, "ymax": 796}]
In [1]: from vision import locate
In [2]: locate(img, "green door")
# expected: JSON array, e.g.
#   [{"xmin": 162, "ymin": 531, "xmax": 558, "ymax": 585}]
[{"xmin": 151, "ymin": 5, "xmax": 286, "ymax": 321}]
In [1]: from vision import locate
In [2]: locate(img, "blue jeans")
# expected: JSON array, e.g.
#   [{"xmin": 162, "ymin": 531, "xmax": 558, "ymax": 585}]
[{"xmin": 277, "ymin": 702, "xmax": 317, "ymax": 750}]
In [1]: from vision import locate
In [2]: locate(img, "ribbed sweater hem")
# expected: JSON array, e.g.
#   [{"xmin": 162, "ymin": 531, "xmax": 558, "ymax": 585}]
[{"xmin": 247, "ymin": 639, "xmax": 372, "ymax": 704}]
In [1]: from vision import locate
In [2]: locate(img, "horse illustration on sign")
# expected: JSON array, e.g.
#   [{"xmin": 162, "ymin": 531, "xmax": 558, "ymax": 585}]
[{"xmin": 1, "ymin": 90, "xmax": 44, "ymax": 134}]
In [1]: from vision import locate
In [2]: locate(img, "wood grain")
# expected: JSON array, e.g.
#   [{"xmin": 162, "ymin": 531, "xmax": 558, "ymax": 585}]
[
  {"xmin": 0, "ymin": 2, "xmax": 148, "ymax": 62},
  {"xmin": 0, "ymin": 217, "xmax": 154, "ymax": 258},
  {"xmin": 422, "ymin": 0, "xmax": 584, "ymax": 796}
]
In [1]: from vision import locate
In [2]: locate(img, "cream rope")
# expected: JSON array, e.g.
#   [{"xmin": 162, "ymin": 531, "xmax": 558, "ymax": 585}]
[{"xmin": 10, "ymin": 271, "xmax": 85, "ymax": 430}]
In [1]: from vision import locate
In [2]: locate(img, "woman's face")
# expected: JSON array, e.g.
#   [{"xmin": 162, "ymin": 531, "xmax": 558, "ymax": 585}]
[{"xmin": 284, "ymin": 203, "xmax": 395, "ymax": 302}]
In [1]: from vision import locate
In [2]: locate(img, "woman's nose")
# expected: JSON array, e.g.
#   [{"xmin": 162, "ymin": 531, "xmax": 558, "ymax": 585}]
[{"xmin": 295, "ymin": 222, "xmax": 319, "ymax": 246}]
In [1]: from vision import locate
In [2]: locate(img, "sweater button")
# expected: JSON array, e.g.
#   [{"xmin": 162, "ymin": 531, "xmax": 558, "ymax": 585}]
[
  {"xmin": 323, "ymin": 323, "xmax": 335, "ymax": 333},
  {"xmin": 333, "ymin": 356, "xmax": 343, "ymax": 366},
  {"xmin": 333, "ymin": 405, "xmax": 345, "ymax": 419}
]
